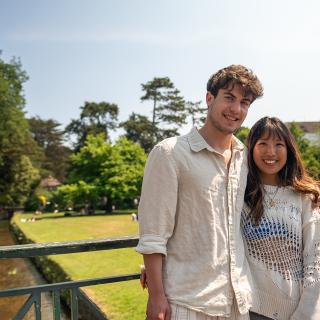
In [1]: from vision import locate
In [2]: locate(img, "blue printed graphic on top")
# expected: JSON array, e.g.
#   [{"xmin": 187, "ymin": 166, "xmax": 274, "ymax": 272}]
[{"xmin": 241, "ymin": 209, "xmax": 302, "ymax": 281}]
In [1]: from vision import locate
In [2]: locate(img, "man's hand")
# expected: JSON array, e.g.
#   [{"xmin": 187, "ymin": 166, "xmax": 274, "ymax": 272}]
[
  {"xmin": 146, "ymin": 293, "xmax": 171, "ymax": 320},
  {"xmin": 140, "ymin": 265, "xmax": 147, "ymax": 289}
]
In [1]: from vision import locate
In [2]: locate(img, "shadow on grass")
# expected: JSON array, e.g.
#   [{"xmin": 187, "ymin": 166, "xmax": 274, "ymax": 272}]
[{"xmin": 22, "ymin": 210, "xmax": 138, "ymax": 221}]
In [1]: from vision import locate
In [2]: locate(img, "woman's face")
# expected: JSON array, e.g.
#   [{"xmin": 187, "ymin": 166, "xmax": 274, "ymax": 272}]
[{"xmin": 253, "ymin": 132, "xmax": 288, "ymax": 185}]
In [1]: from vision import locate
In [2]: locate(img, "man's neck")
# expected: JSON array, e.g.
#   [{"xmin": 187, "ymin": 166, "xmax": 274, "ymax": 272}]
[{"xmin": 198, "ymin": 125, "xmax": 233, "ymax": 154}]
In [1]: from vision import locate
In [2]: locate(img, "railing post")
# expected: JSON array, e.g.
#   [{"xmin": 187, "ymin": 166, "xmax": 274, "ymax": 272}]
[
  {"xmin": 34, "ymin": 291, "xmax": 42, "ymax": 320},
  {"xmin": 70, "ymin": 287, "xmax": 79, "ymax": 320},
  {"xmin": 53, "ymin": 289, "xmax": 61, "ymax": 320}
]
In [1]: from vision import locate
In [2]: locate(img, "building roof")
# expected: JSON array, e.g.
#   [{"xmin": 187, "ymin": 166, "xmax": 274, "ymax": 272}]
[
  {"xmin": 40, "ymin": 175, "xmax": 61, "ymax": 189},
  {"xmin": 289, "ymin": 121, "xmax": 320, "ymax": 133}
]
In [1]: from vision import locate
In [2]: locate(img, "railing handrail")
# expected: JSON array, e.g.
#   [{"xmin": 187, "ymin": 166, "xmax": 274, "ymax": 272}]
[
  {"xmin": 0, "ymin": 273, "xmax": 141, "ymax": 297},
  {"xmin": 0, "ymin": 236, "xmax": 139, "ymax": 259}
]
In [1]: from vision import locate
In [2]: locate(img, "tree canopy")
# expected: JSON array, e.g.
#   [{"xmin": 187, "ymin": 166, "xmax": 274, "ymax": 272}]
[
  {"xmin": 28, "ymin": 116, "xmax": 71, "ymax": 181},
  {"xmin": 140, "ymin": 77, "xmax": 186, "ymax": 143},
  {"xmin": 65, "ymin": 101, "xmax": 119, "ymax": 151},
  {"xmin": 120, "ymin": 112, "xmax": 156, "ymax": 153},
  {"xmin": 0, "ymin": 54, "xmax": 40, "ymax": 207},
  {"xmin": 57, "ymin": 134, "xmax": 147, "ymax": 212}
]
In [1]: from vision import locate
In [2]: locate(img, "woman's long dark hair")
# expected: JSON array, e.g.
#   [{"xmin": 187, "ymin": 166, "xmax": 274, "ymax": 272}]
[{"xmin": 245, "ymin": 116, "xmax": 319, "ymax": 224}]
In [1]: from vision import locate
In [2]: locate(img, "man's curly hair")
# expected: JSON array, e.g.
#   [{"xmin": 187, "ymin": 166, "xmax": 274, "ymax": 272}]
[{"xmin": 207, "ymin": 65, "xmax": 263, "ymax": 102}]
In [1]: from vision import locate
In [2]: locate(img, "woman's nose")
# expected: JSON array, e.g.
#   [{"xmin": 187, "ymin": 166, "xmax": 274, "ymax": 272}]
[{"xmin": 265, "ymin": 144, "xmax": 276, "ymax": 155}]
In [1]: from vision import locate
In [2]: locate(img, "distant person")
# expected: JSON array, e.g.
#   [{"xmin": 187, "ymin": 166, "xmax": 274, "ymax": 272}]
[
  {"xmin": 136, "ymin": 65, "xmax": 263, "ymax": 320},
  {"xmin": 242, "ymin": 117, "xmax": 320, "ymax": 319}
]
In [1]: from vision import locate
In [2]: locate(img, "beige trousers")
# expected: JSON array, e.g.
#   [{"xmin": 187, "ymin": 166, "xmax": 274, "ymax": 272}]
[{"xmin": 170, "ymin": 304, "xmax": 250, "ymax": 320}]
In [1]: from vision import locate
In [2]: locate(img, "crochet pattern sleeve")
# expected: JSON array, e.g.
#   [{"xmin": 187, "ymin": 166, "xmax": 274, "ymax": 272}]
[{"xmin": 291, "ymin": 202, "xmax": 320, "ymax": 320}]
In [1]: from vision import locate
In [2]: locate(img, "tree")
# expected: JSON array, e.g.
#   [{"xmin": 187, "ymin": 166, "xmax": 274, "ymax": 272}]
[
  {"xmin": 0, "ymin": 53, "xmax": 40, "ymax": 207},
  {"xmin": 53, "ymin": 181, "xmax": 100, "ymax": 214},
  {"xmin": 235, "ymin": 126, "xmax": 250, "ymax": 144},
  {"xmin": 288, "ymin": 122, "xmax": 320, "ymax": 179},
  {"xmin": 65, "ymin": 101, "xmax": 119, "ymax": 151},
  {"xmin": 0, "ymin": 155, "xmax": 40, "ymax": 207},
  {"xmin": 120, "ymin": 112, "xmax": 156, "ymax": 153},
  {"xmin": 141, "ymin": 77, "xmax": 186, "ymax": 142},
  {"xmin": 185, "ymin": 100, "xmax": 207, "ymax": 127},
  {"xmin": 65, "ymin": 134, "xmax": 146, "ymax": 212},
  {"xmin": 288, "ymin": 122, "xmax": 310, "ymax": 154},
  {"xmin": 28, "ymin": 116, "xmax": 71, "ymax": 181},
  {"xmin": 102, "ymin": 137, "xmax": 146, "ymax": 208}
]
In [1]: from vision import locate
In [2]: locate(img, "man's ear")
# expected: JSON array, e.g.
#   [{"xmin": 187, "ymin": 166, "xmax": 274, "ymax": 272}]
[{"xmin": 206, "ymin": 91, "xmax": 214, "ymax": 107}]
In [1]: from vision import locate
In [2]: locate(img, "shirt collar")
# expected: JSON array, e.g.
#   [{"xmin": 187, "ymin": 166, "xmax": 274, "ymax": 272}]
[{"xmin": 187, "ymin": 127, "xmax": 245, "ymax": 153}]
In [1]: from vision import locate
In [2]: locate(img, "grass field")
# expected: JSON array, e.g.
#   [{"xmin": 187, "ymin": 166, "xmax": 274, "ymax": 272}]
[{"xmin": 12, "ymin": 212, "xmax": 148, "ymax": 320}]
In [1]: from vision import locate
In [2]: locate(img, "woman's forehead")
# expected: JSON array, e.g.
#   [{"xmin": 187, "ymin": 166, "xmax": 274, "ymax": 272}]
[{"xmin": 258, "ymin": 128, "xmax": 284, "ymax": 141}]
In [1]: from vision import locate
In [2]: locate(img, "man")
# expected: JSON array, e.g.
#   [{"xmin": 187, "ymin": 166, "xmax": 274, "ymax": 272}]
[{"xmin": 136, "ymin": 65, "xmax": 263, "ymax": 320}]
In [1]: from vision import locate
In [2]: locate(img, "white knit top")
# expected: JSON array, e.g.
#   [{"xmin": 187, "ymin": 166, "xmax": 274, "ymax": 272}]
[{"xmin": 241, "ymin": 185, "xmax": 320, "ymax": 320}]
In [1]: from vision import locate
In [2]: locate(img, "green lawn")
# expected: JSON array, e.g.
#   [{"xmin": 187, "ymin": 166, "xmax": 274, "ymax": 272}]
[{"xmin": 12, "ymin": 212, "xmax": 148, "ymax": 320}]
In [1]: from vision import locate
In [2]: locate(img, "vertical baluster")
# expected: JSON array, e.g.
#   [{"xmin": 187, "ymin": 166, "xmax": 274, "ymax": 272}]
[
  {"xmin": 70, "ymin": 288, "xmax": 79, "ymax": 320},
  {"xmin": 53, "ymin": 289, "xmax": 61, "ymax": 320},
  {"xmin": 34, "ymin": 291, "xmax": 42, "ymax": 320}
]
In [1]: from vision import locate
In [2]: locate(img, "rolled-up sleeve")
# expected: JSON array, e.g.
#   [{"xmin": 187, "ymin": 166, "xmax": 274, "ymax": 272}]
[{"xmin": 136, "ymin": 143, "xmax": 178, "ymax": 256}]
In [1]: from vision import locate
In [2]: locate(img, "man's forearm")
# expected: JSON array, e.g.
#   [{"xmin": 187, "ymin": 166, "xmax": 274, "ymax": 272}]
[
  {"xmin": 143, "ymin": 253, "xmax": 171, "ymax": 320},
  {"xmin": 143, "ymin": 253, "xmax": 166, "ymax": 297}
]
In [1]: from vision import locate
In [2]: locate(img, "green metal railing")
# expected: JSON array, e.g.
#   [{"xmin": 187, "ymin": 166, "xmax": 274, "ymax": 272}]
[{"xmin": 0, "ymin": 236, "xmax": 140, "ymax": 320}]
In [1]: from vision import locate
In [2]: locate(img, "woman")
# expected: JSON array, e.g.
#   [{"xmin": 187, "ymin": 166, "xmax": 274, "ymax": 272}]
[
  {"xmin": 242, "ymin": 116, "xmax": 320, "ymax": 320},
  {"xmin": 141, "ymin": 116, "xmax": 320, "ymax": 320}
]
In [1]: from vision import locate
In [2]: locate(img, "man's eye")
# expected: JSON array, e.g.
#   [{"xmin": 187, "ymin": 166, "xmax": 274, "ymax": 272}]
[{"xmin": 242, "ymin": 101, "xmax": 250, "ymax": 107}]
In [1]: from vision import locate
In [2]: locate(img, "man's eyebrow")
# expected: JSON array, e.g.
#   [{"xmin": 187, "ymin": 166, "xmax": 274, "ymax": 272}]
[
  {"xmin": 223, "ymin": 91, "xmax": 235, "ymax": 97},
  {"xmin": 224, "ymin": 91, "xmax": 252, "ymax": 102}
]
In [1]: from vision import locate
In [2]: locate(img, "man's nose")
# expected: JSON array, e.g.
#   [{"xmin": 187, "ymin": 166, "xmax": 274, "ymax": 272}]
[{"xmin": 230, "ymin": 101, "xmax": 241, "ymax": 113}]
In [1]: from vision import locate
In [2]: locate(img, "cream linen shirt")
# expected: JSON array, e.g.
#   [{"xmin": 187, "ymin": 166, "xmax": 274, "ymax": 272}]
[{"xmin": 136, "ymin": 127, "xmax": 252, "ymax": 317}]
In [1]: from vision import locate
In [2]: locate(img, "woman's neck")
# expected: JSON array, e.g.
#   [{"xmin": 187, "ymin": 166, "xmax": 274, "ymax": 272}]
[{"xmin": 259, "ymin": 173, "xmax": 280, "ymax": 186}]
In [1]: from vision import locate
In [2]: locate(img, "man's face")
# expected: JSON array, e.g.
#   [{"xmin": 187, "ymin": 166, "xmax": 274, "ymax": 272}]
[{"xmin": 206, "ymin": 83, "xmax": 253, "ymax": 134}]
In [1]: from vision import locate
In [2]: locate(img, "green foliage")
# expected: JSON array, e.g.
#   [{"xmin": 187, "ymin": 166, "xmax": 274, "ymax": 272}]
[
  {"xmin": 288, "ymin": 122, "xmax": 320, "ymax": 179},
  {"xmin": 289, "ymin": 122, "xmax": 310, "ymax": 154},
  {"xmin": 235, "ymin": 126, "xmax": 250, "ymax": 144},
  {"xmin": 54, "ymin": 181, "xmax": 100, "ymax": 213},
  {"xmin": 103, "ymin": 137, "xmax": 146, "ymax": 203},
  {"xmin": 185, "ymin": 100, "xmax": 207, "ymax": 127},
  {"xmin": 120, "ymin": 112, "xmax": 156, "ymax": 153},
  {"xmin": 0, "ymin": 54, "xmax": 40, "ymax": 207},
  {"xmin": 0, "ymin": 155, "xmax": 40, "ymax": 206},
  {"xmin": 28, "ymin": 116, "xmax": 71, "ymax": 181},
  {"xmin": 56, "ymin": 134, "xmax": 147, "ymax": 212},
  {"xmin": 0, "ymin": 55, "xmax": 28, "ymax": 110},
  {"xmin": 65, "ymin": 101, "xmax": 119, "ymax": 151},
  {"xmin": 140, "ymin": 77, "xmax": 186, "ymax": 143}
]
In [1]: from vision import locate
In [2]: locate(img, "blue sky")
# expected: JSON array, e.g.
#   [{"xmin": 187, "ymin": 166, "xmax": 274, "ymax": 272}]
[{"xmin": 1, "ymin": 0, "xmax": 320, "ymax": 140}]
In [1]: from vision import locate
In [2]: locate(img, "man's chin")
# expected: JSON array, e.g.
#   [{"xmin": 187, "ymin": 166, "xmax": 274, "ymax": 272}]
[
  {"xmin": 211, "ymin": 119, "xmax": 241, "ymax": 135},
  {"xmin": 223, "ymin": 125, "xmax": 240, "ymax": 134}
]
